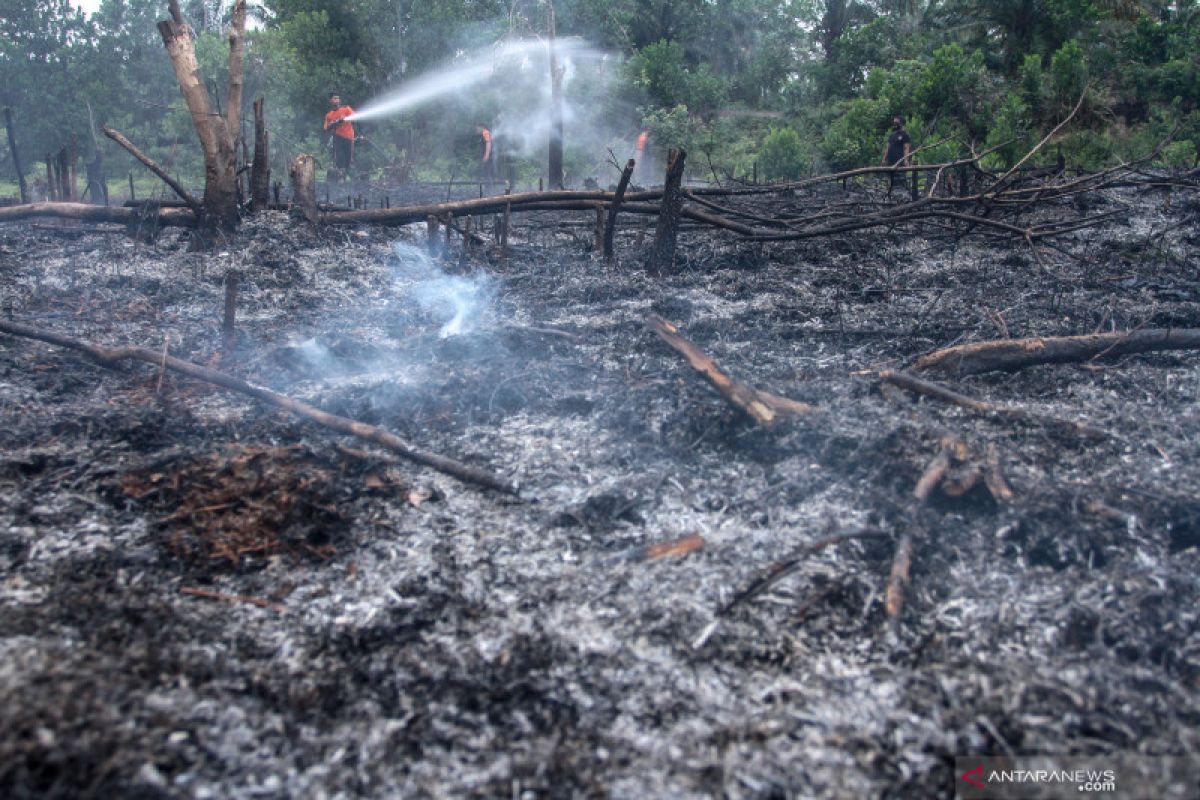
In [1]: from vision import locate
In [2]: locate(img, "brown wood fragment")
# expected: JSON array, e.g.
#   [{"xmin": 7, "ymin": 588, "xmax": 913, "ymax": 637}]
[
  {"xmin": 914, "ymin": 437, "xmax": 956, "ymax": 502},
  {"xmin": 180, "ymin": 586, "xmax": 285, "ymax": 613},
  {"xmin": 642, "ymin": 533, "xmax": 705, "ymax": 562},
  {"xmin": 983, "ymin": 443, "xmax": 1015, "ymax": 502},
  {"xmin": 886, "ymin": 534, "xmax": 913, "ymax": 627},
  {"xmin": 0, "ymin": 318, "xmax": 518, "ymax": 495},
  {"xmin": 648, "ymin": 314, "xmax": 814, "ymax": 425},
  {"xmin": 912, "ymin": 329, "xmax": 1200, "ymax": 377}
]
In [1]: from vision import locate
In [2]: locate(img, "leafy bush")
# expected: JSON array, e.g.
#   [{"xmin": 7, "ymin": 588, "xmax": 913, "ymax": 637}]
[
  {"xmin": 758, "ymin": 127, "xmax": 810, "ymax": 181},
  {"xmin": 820, "ymin": 97, "xmax": 889, "ymax": 171}
]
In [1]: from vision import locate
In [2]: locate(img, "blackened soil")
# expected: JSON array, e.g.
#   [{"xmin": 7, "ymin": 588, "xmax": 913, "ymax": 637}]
[{"xmin": 1, "ymin": 180, "xmax": 1199, "ymax": 799}]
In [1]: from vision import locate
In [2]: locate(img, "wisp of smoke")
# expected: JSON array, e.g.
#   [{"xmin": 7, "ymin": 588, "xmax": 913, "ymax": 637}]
[{"xmin": 389, "ymin": 240, "xmax": 494, "ymax": 338}]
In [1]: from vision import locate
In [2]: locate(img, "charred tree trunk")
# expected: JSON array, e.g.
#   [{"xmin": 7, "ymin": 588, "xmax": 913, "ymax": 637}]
[
  {"xmin": 288, "ymin": 154, "xmax": 318, "ymax": 223},
  {"xmin": 250, "ymin": 97, "xmax": 270, "ymax": 212},
  {"xmin": 547, "ymin": 0, "xmax": 564, "ymax": 189},
  {"xmin": 4, "ymin": 108, "xmax": 29, "ymax": 204},
  {"xmin": 603, "ymin": 158, "xmax": 635, "ymax": 260},
  {"xmin": 646, "ymin": 148, "xmax": 686, "ymax": 277},
  {"xmin": 157, "ymin": 0, "xmax": 246, "ymax": 236}
]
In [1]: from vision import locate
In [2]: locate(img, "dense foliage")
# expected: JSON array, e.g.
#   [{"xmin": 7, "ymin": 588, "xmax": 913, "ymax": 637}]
[{"xmin": 1, "ymin": 0, "xmax": 1197, "ymax": 194}]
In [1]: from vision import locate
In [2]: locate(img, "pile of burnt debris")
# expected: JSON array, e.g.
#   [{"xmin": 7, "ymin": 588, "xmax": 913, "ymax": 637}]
[{"xmin": 1, "ymin": 173, "xmax": 1198, "ymax": 798}]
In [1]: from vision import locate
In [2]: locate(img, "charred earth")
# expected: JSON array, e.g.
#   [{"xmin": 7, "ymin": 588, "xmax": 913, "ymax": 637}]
[{"xmin": 2, "ymin": 179, "xmax": 1199, "ymax": 798}]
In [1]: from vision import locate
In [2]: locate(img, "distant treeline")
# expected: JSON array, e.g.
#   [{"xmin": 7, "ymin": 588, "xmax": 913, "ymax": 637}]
[{"xmin": 1, "ymin": 0, "xmax": 1196, "ymax": 193}]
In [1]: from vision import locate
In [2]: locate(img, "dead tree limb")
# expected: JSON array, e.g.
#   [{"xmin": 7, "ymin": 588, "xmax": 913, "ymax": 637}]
[
  {"xmin": 0, "ymin": 319, "xmax": 517, "ymax": 495},
  {"xmin": 647, "ymin": 148, "xmax": 687, "ymax": 276},
  {"xmin": 603, "ymin": 158, "xmax": 635, "ymax": 259},
  {"xmin": 102, "ymin": 126, "xmax": 201, "ymax": 211},
  {"xmin": 873, "ymin": 368, "xmax": 1097, "ymax": 437},
  {"xmin": 648, "ymin": 314, "xmax": 814, "ymax": 424},
  {"xmin": 912, "ymin": 329, "xmax": 1200, "ymax": 377}
]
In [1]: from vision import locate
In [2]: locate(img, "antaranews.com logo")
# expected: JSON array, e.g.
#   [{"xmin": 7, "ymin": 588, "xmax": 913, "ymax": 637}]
[{"xmin": 954, "ymin": 755, "xmax": 1200, "ymax": 799}]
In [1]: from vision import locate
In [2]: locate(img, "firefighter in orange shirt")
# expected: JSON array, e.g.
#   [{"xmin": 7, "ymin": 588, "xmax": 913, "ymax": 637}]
[
  {"xmin": 476, "ymin": 124, "xmax": 496, "ymax": 189},
  {"xmin": 324, "ymin": 92, "xmax": 355, "ymax": 179}
]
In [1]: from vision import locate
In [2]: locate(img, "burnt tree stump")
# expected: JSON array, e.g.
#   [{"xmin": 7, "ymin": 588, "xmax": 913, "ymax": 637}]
[{"xmin": 647, "ymin": 148, "xmax": 686, "ymax": 277}]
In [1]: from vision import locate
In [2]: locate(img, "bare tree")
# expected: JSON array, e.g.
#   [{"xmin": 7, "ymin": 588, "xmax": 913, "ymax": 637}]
[{"xmin": 158, "ymin": 0, "xmax": 246, "ymax": 236}]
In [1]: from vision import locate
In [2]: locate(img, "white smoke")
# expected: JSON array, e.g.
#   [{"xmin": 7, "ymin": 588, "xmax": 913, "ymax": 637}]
[{"xmin": 389, "ymin": 241, "xmax": 494, "ymax": 338}]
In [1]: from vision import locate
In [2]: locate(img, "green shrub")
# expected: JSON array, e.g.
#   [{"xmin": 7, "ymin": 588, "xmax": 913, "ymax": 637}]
[{"xmin": 758, "ymin": 127, "xmax": 810, "ymax": 181}]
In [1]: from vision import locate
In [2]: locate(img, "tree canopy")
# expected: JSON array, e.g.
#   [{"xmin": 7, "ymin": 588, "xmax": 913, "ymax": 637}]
[{"xmin": 1, "ymin": 0, "xmax": 1196, "ymax": 195}]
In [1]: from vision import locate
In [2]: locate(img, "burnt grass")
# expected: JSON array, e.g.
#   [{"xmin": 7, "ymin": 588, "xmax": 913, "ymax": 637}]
[{"xmin": 1, "ymin": 179, "xmax": 1199, "ymax": 799}]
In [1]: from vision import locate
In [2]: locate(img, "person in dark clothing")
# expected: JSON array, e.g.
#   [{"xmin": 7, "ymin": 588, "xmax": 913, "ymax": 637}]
[
  {"xmin": 882, "ymin": 115, "xmax": 912, "ymax": 198},
  {"xmin": 476, "ymin": 124, "xmax": 496, "ymax": 189}
]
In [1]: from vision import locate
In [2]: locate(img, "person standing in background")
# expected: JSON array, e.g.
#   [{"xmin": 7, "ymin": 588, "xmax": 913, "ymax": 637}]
[
  {"xmin": 324, "ymin": 92, "xmax": 355, "ymax": 180},
  {"xmin": 881, "ymin": 115, "xmax": 912, "ymax": 199},
  {"xmin": 476, "ymin": 124, "xmax": 496, "ymax": 190}
]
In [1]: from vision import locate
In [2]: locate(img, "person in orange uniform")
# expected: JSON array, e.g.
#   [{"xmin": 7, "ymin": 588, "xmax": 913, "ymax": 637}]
[
  {"xmin": 476, "ymin": 124, "xmax": 496, "ymax": 188},
  {"xmin": 634, "ymin": 129, "xmax": 650, "ymax": 182},
  {"xmin": 324, "ymin": 92, "xmax": 355, "ymax": 179}
]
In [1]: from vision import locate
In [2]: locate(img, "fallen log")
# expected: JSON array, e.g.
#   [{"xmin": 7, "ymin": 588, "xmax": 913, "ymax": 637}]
[
  {"xmin": 648, "ymin": 314, "xmax": 815, "ymax": 425},
  {"xmin": 0, "ymin": 319, "xmax": 517, "ymax": 495},
  {"xmin": 0, "ymin": 202, "xmax": 194, "ymax": 226},
  {"xmin": 912, "ymin": 329, "xmax": 1200, "ymax": 377}
]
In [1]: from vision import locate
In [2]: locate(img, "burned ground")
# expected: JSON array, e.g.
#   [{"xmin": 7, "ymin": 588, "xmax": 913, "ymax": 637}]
[{"xmin": 1, "ymin": 180, "xmax": 1199, "ymax": 799}]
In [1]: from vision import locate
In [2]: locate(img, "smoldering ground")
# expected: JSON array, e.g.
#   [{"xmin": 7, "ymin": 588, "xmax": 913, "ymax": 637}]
[{"xmin": 1, "ymin": 181, "xmax": 1199, "ymax": 799}]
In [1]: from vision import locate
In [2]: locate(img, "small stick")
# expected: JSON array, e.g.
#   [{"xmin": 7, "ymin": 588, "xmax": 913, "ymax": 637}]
[
  {"xmin": 615, "ymin": 533, "xmax": 705, "ymax": 564},
  {"xmin": 156, "ymin": 335, "xmax": 169, "ymax": 393},
  {"xmin": 180, "ymin": 586, "xmax": 285, "ymax": 613},
  {"xmin": 914, "ymin": 438, "xmax": 955, "ymax": 502},
  {"xmin": 719, "ymin": 529, "xmax": 889, "ymax": 616},
  {"xmin": 886, "ymin": 534, "xmax": 913, "ymax": 631},
  {"xmin": 983, "ymin": 443, "xmax": 1015, "ymax": 502},
  {"xmin": 222, "ymin": 269, "xmax": 239, "ymax": 357}
]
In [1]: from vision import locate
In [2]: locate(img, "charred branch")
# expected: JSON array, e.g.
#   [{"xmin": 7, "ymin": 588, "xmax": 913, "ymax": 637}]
[
  {"xmin": 0, "ymin": 202, "xmax": 194, "ymax": 227},
  {"xmin": 0, "ymin": 319, "xmax": 518, "ymax": 495},
  {"xmin": 648, "ymin": 314, "xmax": 814, "ymax": 425},
  {"xmin": 912, "ymin": 329, "xmax": 1200, "ymax": 377}
]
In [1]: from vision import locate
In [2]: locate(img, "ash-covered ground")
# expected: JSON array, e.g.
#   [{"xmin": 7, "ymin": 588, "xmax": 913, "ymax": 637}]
[{"xmin": 1, "ymin": 180, "xmax": 1199, "ymax": 799}]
